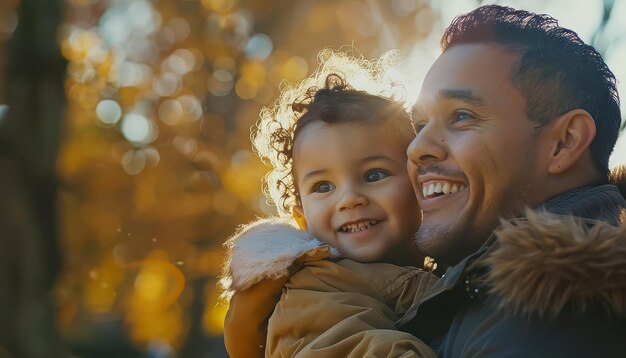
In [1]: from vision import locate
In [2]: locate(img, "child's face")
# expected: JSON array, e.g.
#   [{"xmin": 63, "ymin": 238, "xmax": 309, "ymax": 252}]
[{"xmin": 293, "ymin": 120, "xmax": 421, "ymax": 263}]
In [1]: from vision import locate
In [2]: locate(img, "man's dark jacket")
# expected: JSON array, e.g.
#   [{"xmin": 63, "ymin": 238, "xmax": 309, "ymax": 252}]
[{"xmin": 398, "ymin": 183, "xmax": 626, "ymax": 357}]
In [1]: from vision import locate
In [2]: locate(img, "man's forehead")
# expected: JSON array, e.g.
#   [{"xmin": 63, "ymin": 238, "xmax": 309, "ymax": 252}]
[
  {"xmin": 416, "ymin": 47, "xmax": 520, "ymax": 107},
  {"xmin": 423, "ymin": 44, "xmax": 519, "ymax": 85}
]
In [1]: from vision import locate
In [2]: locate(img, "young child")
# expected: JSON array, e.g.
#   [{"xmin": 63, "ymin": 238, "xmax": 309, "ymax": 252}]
[{"xmin": 221, "ymin": 50, "xmax": 439, "ymax": 357}]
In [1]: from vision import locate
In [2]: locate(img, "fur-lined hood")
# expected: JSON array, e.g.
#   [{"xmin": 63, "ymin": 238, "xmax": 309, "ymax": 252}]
[
  {"xmin": 220, "ymin": 217, "xmax": 339, "ymax": 298},
  {"xmin": 480, "ymin": 209, "xmax": 626, "ymax": 318}
]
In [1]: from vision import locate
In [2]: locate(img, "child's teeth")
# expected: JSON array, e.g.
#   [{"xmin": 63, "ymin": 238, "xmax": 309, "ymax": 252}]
[{"xmin": 342, "ymin": 221, "xmax": 377, "ymax": 232}]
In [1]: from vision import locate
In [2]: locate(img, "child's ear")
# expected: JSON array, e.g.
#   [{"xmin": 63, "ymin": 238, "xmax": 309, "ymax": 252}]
[{"xmin": 292, "ymin": 205, "xmax": 308, "ymax": 230}]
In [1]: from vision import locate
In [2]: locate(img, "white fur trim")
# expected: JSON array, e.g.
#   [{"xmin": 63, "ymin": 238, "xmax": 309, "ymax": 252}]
[{"xmin": 220, "ymin": 217, "xmax": 339, "ymax": 296}]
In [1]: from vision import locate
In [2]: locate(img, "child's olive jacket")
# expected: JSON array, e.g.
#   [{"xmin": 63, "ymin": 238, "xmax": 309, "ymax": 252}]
[{"xmin": 220, "ymin": 218, "xmax": 438, "ymax": 358}]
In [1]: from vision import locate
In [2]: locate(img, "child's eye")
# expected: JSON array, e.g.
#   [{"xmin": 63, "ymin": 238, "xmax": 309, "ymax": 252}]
[
  {"xmin": 313, "ymin": 182, "xmax": 335, "ymax": 193},
  {"xmin": 365, "ymin": 170, "xmax": 389, "ymax": 183}
]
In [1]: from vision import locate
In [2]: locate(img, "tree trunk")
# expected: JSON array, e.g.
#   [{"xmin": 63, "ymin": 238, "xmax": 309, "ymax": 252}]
[{"xmin": 0, "ymin": 0, "xmax": 65, "ymax": 356}]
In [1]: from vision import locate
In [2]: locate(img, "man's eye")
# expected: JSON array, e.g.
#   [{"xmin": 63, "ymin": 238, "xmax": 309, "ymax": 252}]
[
  {"xmin": 454, "ymin": 111, "xmax": 475, "ymax": 121},
  {"xmin": 313, "ymin": 182, "xmax": 334, "ymax": 193},
  {"xmin": 365, "ymin": 170, "xmax": 389, "ymax": 183},
  {"xmin": 413, "ymin": 121, "xmax": 427, "ymax": 133}
]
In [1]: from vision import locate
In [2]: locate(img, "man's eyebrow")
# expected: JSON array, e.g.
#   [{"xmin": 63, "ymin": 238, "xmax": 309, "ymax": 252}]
[
  {"xmin": 411, "ymin": 105, "xmax": 426, "ymax": 119},
  {"xmin": 411, "ymin": 89, "xmax": 486, "ymax": 119},
  {"xmin": 439, "ymin": 89, "xmax": 486, "ymax": 107}
]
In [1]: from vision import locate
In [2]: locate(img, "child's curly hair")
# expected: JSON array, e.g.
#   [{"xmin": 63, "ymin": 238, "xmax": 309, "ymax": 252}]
[{"xmin": 252, "ymin": 49, "xmax": 410, "ymax": 217}]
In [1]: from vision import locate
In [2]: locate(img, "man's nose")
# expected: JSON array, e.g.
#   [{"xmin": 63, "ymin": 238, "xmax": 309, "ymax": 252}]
[
  {"xmin": 337, "ymin": 185, "xmax": 368, "ymax": 211},
  {"xmin": 407, "ymin": 122, "xmax": 448, "ymax": 167}
]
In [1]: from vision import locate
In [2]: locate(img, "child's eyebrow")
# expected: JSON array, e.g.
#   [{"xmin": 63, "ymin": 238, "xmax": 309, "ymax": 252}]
[
  {"xmin": 361, "ymin": 155, "xmax": 400, "ymax": 165},
  {"xmin": 301, "ymin": 169, "xmax": 328, "ymax": 183}
]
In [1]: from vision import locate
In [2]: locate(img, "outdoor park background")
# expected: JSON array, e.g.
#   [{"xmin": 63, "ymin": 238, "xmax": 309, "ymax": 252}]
[{"xmin": 0, "ymin": 0, "xmax": 625, "ymax": 357}]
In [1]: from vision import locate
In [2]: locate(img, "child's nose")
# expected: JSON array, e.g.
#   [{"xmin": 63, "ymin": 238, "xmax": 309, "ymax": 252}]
[{"xmin": 337, "ymin": 187, "xmax": 368, "ymax": 211}]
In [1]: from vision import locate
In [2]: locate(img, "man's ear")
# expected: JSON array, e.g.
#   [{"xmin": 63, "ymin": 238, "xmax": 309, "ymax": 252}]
[
  {"xmin": 546, "ymin": 109, "xmax": 596, "ymax": 175},
  {"xmin": 292, "ymin": 205, "xmax": 308, "ymax": 230}
]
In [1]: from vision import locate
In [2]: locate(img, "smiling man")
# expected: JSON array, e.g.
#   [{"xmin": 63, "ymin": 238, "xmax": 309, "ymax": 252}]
[
  {"xmin": 396, "ymin": 5, "xmax": 626, "ymax": 357},
  {"xmin": 409, "ymin": 42, "xmax": 570, "ymax": 267}
]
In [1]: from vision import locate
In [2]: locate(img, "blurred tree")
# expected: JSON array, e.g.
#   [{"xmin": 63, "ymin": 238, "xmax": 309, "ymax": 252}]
[{"xmin": 0, "ymin": 0, "xmax": 66, "ymax": 356}]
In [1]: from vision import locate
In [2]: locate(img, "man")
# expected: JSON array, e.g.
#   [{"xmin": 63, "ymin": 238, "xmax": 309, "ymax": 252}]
[{"xmin": 399, "ymin": 5, "xmax": 626, "ymax": 356}]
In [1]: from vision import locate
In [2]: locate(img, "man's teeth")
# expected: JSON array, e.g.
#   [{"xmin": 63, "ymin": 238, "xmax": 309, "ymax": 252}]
[
  {"xmin": 341, "ymin": 220, "xmax": 377, "ymax": 233},
  {"xmin": 422, "ymin": 181, "xmax": 466, "ymax": 198}
]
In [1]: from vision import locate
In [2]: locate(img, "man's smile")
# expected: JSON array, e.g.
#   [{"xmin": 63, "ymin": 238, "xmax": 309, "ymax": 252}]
[
  {"xmin": 421, "ymin": 180, "xmax": 467, "ymax": 199},
  {"xmin": 416, "ymin": 175, "xmax": 470, "ymax": 212}
]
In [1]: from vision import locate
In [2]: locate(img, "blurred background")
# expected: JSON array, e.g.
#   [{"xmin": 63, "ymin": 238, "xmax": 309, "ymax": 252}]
[{"xmin": 0, "ymin": 0, "xmax": 624, "ymax": 357}]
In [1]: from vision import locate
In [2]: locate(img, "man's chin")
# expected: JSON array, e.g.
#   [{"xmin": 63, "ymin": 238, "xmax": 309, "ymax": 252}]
[{"xmin": 416, "ymin": 223, "xmax": 464, "ymax": 266}]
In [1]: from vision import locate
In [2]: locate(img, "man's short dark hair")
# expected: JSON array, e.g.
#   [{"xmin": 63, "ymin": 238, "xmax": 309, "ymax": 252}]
[{"xmin": 441, "ymin": 5, "xmax": 621, "ymax": 176}]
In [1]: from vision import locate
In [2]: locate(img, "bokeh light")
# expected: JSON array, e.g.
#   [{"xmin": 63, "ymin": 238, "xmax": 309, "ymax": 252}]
[
  {"xmin": 121, "ymin": 113, "xmax": 157, "ymax": 145},
  {"xmin": 166, "ymin": 49, "xmax": 196, "ymax": 75},
  {"xmin": 96, "ymin": 99, "xmax": 123, "ymax": 125},
  {"xmin": 0, "ymin": 104, "xmax": 9, "ymax": 124},
  {"xmin": 152, "ymin": 72, "xmax": 183, "ymax": 97},
  {"xmin": 0, "ymin": 10, "xmax": 18, "ymax": 38},
  {"xmin": 208, "ymin": 69, "xmax": 235, "ymax": 96},
  {"xmin": 178, "ymin": 95, "xmax": 203, "ymax": 121},
  {"xmin": 158, "ymin": 99, "xmax": 184, "ymax": 125},
  {"xmin": 245, "ymin": 34, "xmax": 273, "ymax": 60},
  {"xmin": 122, "ymin": 149, "xmax": 147, "ymax": 175}
]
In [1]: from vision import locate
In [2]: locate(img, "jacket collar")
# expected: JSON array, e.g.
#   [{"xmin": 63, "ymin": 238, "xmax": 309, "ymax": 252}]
[
  {"xmin": 398, "ymin": 184, "xmax": 626, "ymax": 331},
  {"xmin": 539, "ymin": 184, "xmax": 626, "ymax": 225}
]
